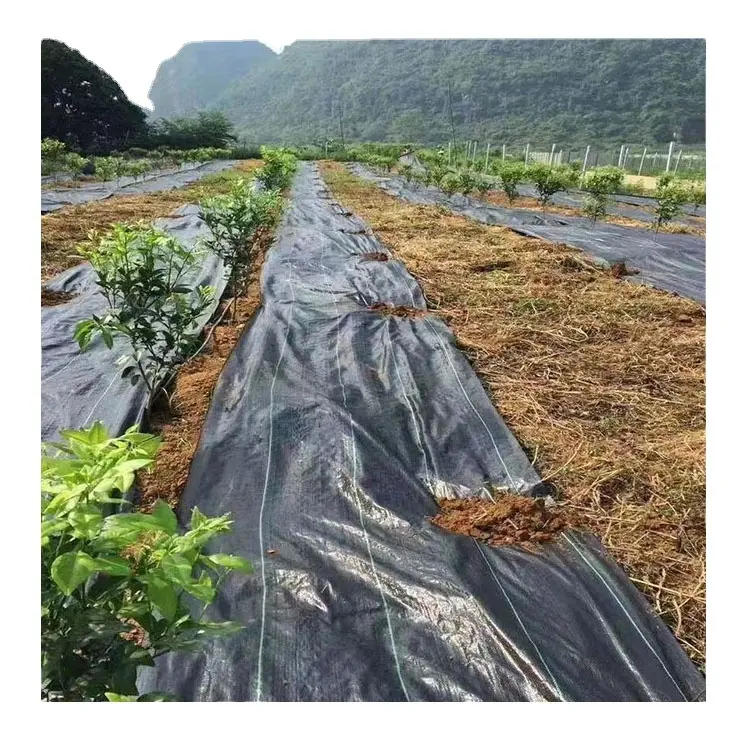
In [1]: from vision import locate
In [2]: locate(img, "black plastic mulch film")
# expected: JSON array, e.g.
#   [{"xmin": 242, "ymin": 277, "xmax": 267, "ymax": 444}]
[
  {"xmin": 40, "ymin": 160, "xmax": 239, "ymax": 214},
  {"xmin": 349, "ymin": 164, "xmax": 706, "ymax": 304},
  {"xmin": 41, "ymin": 206, "xmax": 228, "ymax": 443},
  {"xmin": 124, "ymin": 163, "xmax": 702, "ymax": 701}
]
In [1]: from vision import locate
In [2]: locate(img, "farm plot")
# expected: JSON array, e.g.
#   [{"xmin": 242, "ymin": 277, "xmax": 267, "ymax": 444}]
[
  {"xmin": 137, "ymin": 163, "xmax": 703, "ymax": 701},
  {"xmin": 41, "ymin": 206, "xmax": 227, "ymax": 444},
  {"xmin": 41, "ymin": 160, "xmax": 238, "ymax": 214},
  {"xmin": 351, "ymin": 164, "xmax": 706, "ymax": 303},
  {"xmin": 321, "ymin": 161, "xmax": 706, "ymax": 670}
]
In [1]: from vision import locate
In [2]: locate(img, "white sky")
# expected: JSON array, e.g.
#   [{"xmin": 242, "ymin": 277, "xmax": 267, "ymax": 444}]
[{"xmin": 37, "ymin": 0, "xmax": 705, "ymax": 111}]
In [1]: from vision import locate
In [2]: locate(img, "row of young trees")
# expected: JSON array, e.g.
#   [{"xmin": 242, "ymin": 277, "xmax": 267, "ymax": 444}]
[
  {"xmin": 43, "ymin": 149, "xmax": 298, "ymax": 701},
  {"xmin": 367, "ymin": 150, "xmax": 705, "ymax": 233},
  {"xmin": 42, "ymin": 137, "xmax": 234, "ymax": 183}
]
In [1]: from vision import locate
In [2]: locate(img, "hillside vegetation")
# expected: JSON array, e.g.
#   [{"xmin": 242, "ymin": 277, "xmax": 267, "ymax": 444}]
[{"xmin": 147, "ymin": 39, "xmax": 705, "ymax": 146}]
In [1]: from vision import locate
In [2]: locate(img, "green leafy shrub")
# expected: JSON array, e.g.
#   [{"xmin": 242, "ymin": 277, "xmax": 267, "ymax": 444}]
[
  {"xmin": 654, "ymin": 179, "xmax": 687, "ymax": 233},
  {"xmin": 580, "ymin": 167, "xmax": 625, "ymax": 225},
  {"xmin": 457, "ymin": 170, "xmax": 477, "ymax": 196},
  {"xmin": 200, "ymin": 180, "xmax": 282, "ymax": 319},
  {"xmin": 257, "ymin": 147, "xmax": 298, "ymax": 191},
  {"xmin": 440, "ymin": 171, "xmax": 462, "ymax": 197},
  {"xmin": 74, "ymin": 223, "xmax": 214, "ymax": 408},
  {"xmin": 474, "ymin": 175, "xmax": 492, "ymax": 199},
  {"xmin": 66, "ymin": 153, "xmax": 88, "ymax": 180},
  {"xmin": 581, "ymin": 194, "xmax": 608, "ymax": 226},
  {"xmin": 425, "ymin": 162, "xmax": 449, "ymax": 188},
  {"xmin": 497, "ymin": 162, "xmax": 526, "ymax": 204},
  {"xmin": 527, "ymin": 163, "xmax": 570, "ymax": 211},
  {"xmin": 93, "ymin": 156, "xmax": 118, "ymax": 183},
  {"xmin": 42, "ymin": 138, "xmax": 69, "ymax": 177},
  {"xmin": 397, "ymin": 164, "xmax": 415, "ymax": 184},
  {"xmin": 686, "ymin": 182, "xmax": 706, "ymax": 211},
  {"xmin": 41, "ymin": 423, "xmax": 250, "ymax": 702}
]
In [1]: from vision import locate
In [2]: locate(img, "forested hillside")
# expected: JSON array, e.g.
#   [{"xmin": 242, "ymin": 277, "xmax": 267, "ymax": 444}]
[
  {"xmin": 148, "ymin": 40, "xmax": 276, "ymax": 119},
  {"xmin": 147, "ymin": 39, "xmax": 705, "ymax": 146}
]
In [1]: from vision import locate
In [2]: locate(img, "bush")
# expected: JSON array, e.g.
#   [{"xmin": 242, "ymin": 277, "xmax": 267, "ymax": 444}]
[
  {"xmin": 74, "ymin": 223, "xmax": 214, "ymax": 408},
  {"xmin": 41, "ymin": 423, "xmax": 250, "ymax": 701},
  {"xmin": 66, "ymin": 153, "xmax": 88, "ymax": 180},
  {"xmin": 440, "ymin": 171, "xmax": 462, "ymax": 197},
  {"xmin": 583, "ymin": 166, "xmax": 625, "ymax": 196},
  {"xmin": 527, "ymin": 163, "xmax": 570, "ymax": 211},
  {"xmin": 581, "ymin": 194, "xmax": 608, "ymax": 226},
  {"xmin": 93, "ymin": 156, "xmax": 118, "ymax": 182},
  {"xmin": 497, "ymin": 162, "xmax": 526, "ymax": 205},
  {"xmin": 257, "ymin": 147, "xmax": 298, "ymax": 192},
  {"xmin": 200, "ymin": 180, "xmax": 283, "ymax": 319},
  {"xmin": 654, "ymin": 179, "xmax": 687, "ymax": 233}
]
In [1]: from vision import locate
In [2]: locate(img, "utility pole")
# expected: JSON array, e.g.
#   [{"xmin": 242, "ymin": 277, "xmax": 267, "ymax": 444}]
[
  {"xmin": 338, "ymin": 103, "xmax": 345, "ymax": 148},
  {"xmin": 447, "ymin": 81, "xmax": 458, "ymax": 158},
  {"xmin": 637, "ymin": 146, "xmax": 648, "ymax": 176},
  {"xmin": 581, "ymin": 145, "xmax": 590, "ymax": 176},
  {"xmin": 665, "ymin": 140, "xmax": 675, "ymax": 173}
]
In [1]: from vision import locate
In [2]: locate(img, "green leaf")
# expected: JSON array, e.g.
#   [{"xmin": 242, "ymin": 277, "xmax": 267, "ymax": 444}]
[
  {"xmin": 68, "ymin": 506, "xmax": 103, "ymax": 539},
  {"xmin": 51, "ymin": 550, "xmax": 97, "ymax": 595},
  {"xmin": 92, "ymin": 556, "xmax": 131, "ymax": 577},
  {"xmin": 151, "ymin": 500, "xmax": 177, "ymax": 534},
  {"xmin": 147, "ymin": 576, "xmax": 178, "ymax": 622},
  {"xmin": 160, "ymin": 553, "xmax": 193, "ymax": 587},
  {"xmin": 182, "ymin": 575, "xmax": 216, "ymax": 604},
  {"xmin": 205, "ymin": 553, "xmax": 253, "ymax": 573},
  {"xmin": 105, "ymin": 693, "xmax": 138, "ymax": 702}
]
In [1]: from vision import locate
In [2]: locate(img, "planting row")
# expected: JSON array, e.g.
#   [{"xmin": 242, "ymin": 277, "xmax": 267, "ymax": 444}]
[
  {"xmin": 350, "ymin": 164, "xmax": 706, "ymax": 303},
  {"xmin": 41, "ymin": 150, "xmax": 298, "ymax": 701},
  {"xmin": 134, "ymin": 163, "xmax": 703, "ymax": 701}
]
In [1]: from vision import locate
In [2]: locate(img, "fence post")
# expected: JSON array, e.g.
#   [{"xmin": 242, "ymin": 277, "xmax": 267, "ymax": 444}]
[
  {"xmin": 674, "ymin": 149, "xmax": 683, "ymax": 172},
  {"xmin": 623, "ymin": 146, "xmax": 630, "ymax": 170},
  {"xmin": 581, "ymin": 145, "xmax": 590, "ymax": 176},
  {"xmin": 484, "ymin": 142, "xmax": 491, "ymax": 172},
  {"xmin": 637, "ymin": 146, "xmax": 647, "ymax": 176},
  {"xmin": 665, "ymin": 140, "xmax": 674, "ymax": 173},
  {"xmin": 502, "ymin": 144, "xmax": 506, "ymax": 163},
  {"xmin": 524, "ymin": 143, "xmax": 530, "ymax": 167},
  {"xmin": 447, "ymin": 141, "xmax": 451, "ymax": 165},
  {"xmin": 617, "ymin": 144, "xmax": 625, "ymax": 168},
  {"xmin": 550, "ymin": 143, "xmax": 556, "ymax": 165},
  {"xmin": 472, "ymin": 141, "xmax": 478, "ymax": 167}
]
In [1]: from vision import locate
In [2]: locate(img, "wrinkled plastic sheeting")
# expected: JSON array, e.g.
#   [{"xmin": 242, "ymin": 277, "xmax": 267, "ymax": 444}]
[
  {"xmin": 350, "ymin": 165, "xmax": 705, "ymax": 304},
  {"xmin": 41, "ymin": 205, "xmax": 228, "ymax": 443},
  {"xmin": 40, "ymin": 161, "xmax": 238, "ymax": 214},
  {"xmin": 138, "ymin": 163, "xmax": 704, "ymax": 701}
]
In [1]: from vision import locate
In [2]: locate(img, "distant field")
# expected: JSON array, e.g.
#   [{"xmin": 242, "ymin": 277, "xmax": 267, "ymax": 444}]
[{"xmin": 624, "ymin": 174, "xmax": 706, "ymax": 192}]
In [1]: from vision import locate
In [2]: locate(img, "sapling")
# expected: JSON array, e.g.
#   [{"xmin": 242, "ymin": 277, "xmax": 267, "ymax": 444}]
[
  {"xmin": 42, "ymin": 138, "xmax": 68, "ymax": 180},
  {"xmin": 440, "ymin": 171, "xmax": 462, "ymax": 198},
  {"xmin": 527, "ymin": 163, "xmax": 570, "ymax": 212},
  {"xmin": 397, "ymin": 164, "xmax": 414, "ymax": 184},
  {"xmin": 653, "ymin": 180, "xmax": 687, "ymax": 234},
  {"xmin": 200, "ymin": 180, "xmax": 282, "ymax": 321},
  {"xmin": 93, "ymin": 156, "xmax": 117, "ymax": 183},
  {"xmin": 74, "ymin": 223, "xmax": 214, "ymax": 409},
  {"xmin": 65, "ymin": 153, "xmax": 87, "ymax": 181},
  {"xmin": 41, "ymin": 423, "xmax": 251, "ymax": 702},
  {"xmin": 257, "ymin": 147, "xmax": 298, "ymax": 192},
  {"xmin": 497, "ymin": 162, "xmax": 526, "ymax": 205},
  {"xmin": 581, "ymin": 167, "xmax": 625, "ymax": 225}
]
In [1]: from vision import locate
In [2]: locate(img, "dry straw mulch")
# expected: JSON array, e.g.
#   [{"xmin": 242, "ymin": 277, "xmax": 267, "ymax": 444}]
[
  {"xmin": 321, "ymin": 161, "xmax": 706, "ymax": 670},
  {"xmin": 41, "ymin": 160, "xmax": 263, "ymax": 283}
]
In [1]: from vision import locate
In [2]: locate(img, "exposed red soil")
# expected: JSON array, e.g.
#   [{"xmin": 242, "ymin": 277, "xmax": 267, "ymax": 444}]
[
  {"xmin": 430, "ymin": 493, "xmax": 567, "ymax": 550},
  {"xmin": 41, "ymin": 289, "xmax": 75, "ymax": 306},
  {"xmin": 368, "ymin": 303, "xmax": 427, "ymax": 318}
]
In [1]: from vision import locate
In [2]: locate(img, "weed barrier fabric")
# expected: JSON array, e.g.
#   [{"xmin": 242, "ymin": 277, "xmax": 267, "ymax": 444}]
[
  {"xmin": 350, "ymin": 165, "xmax": 705, "ymax": 304},
  {"xmin": 41, "ymin": 205, "xmax": 228, "ymax": 443},
  {"xmin": 138, "ymin": 164, "xmax": 704, "ymax": 701},
  {"xmin": 40, "ymin": 160, "xmax": 238, "ymax": 214}
]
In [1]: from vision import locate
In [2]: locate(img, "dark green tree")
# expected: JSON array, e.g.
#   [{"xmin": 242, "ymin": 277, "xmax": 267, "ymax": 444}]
[{"xmin": 41, "ymin": 39, "xmax": 147, "ymax": 153}]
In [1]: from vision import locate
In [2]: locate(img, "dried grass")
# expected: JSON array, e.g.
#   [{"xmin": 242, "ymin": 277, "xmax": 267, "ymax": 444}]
[
  {"xmin": 41, "ymin": 160, "xmax": 262, "ymax": 282},
  {"xmin": 321, "ymin": 161, "xmax": 706, "ymax": 670}
]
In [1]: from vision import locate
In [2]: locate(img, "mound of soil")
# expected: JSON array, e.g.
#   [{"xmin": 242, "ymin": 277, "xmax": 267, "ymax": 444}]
[
  {"xmin": 610, "ymin": 261, "xmax": 640, "ymax": 278},
  {"xmin": 41, "ymin": 289, "xmax": 75, "ymax": 306},
  {"xmin": 361, "ymin": 252, "xmax": 389, "ymax": 261},
  {"xmin": 430, "ymin": 493, "xmax": 567, "ymax": 550},
  {"xmin": 368, "ymin": 303, "xmax": 427, "ymax": 318},
  {"xmin": 471, "ymin": 260, "xmax": 512, "ymax": 273}
]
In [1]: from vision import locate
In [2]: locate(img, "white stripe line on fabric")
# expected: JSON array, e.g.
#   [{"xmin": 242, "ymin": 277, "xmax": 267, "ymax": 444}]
[
  {"xmin": 255, "ymin": 263, "xmax": 297, "ymax": 702},
  {"xmin": 423, "ymin": 318, "xmax": 520, "ymax": 491},
  {"xmin": 474, "ymin": 540, "xmax": 565, "ymax": 700},
  {"xmin": 362, "ymin": 273, "xmax": 431, "ymax": 483},
  {"xmin": 561, "ymin": 531, "xmax": 688, "ymax": 701},
  {"xmin": 81, "ymin": 370, "xmax": 121, "ymax": 426},
  {"xmin": 317, "ymin": 230, "xmax": 410, "ymax": 700}
]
